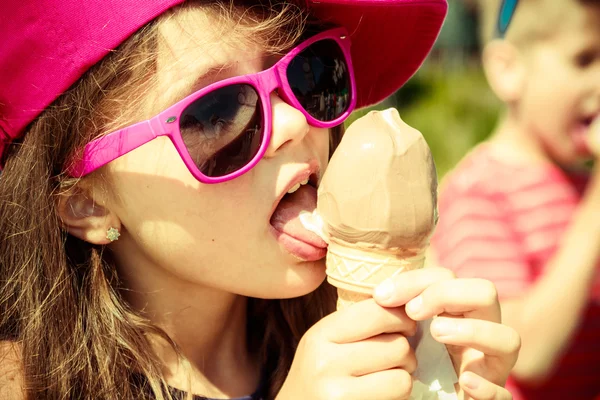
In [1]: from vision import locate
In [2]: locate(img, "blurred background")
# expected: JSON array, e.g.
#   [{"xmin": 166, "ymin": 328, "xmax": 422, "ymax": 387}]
[{"xmin": 347, "ymin": 0, "xmax": 502, "ymax": 178}]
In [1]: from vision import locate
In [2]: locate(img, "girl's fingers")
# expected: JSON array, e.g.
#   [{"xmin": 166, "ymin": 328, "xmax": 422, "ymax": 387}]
[
  {"xmin": 318, "ymin": 370, "xmax": 413, "ymax": 400},
  {"xmin": 459, "ymin": 372, "xmax": 513, "ymax": 400},
  {"xmin": 320, "ymin": 299, "xmax": 417, "ymax": 343},
  {"xmin": 430, "ymin": 317, "xmax": 521, "ymax": 363},
  {"xmin": 373, "ymin": 267, "xmax": 456, "ymax": 307},
  {"xmin": 373, "ymin": 269, "xmax": 500, "ymax": 323},
  {"xmin": 404, "ymin": 278, "xmax": 501, "ymax": 323},
  {"xmin": 349, "ymin": 369, "xmax": 414, "ymax": 400},
  {"xmin": 342, "ymin": 333, "xmax": 417, "ymax": 376}
]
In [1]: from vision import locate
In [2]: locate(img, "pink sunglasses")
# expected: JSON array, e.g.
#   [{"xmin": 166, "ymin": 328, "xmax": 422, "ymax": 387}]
[{"xmin": 67, "ymin": 27, "xmax": 356, "ymax": 183}]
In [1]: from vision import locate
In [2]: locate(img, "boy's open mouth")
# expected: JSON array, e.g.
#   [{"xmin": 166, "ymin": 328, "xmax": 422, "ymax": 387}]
[
  {"xmin": 269, "ymin": 173, "xmax": 327, "ymax": 261},
  {"xmin": 571, "ymin": 116, "xmax": 599, "ymax": 155}
]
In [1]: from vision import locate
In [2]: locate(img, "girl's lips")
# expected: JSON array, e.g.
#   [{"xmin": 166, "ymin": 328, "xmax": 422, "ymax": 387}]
[
  {"xmin": 268, "ymin": 160, "xmax": 321, "ymax": 221},
  {"xmin": 269, "ymin": 225, "xmax": 327, "ymax": 262},
  {"xmin": 269, "ymin": 161, "xmax": 327, "ymax": 261},
  {"xmin": 269, "ymin": 184, "xmax": 328, "ymax": 261}
]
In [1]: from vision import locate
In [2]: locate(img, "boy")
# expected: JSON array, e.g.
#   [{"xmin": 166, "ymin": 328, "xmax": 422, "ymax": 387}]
[{"xmin": 431, "ymin": 0, "xmax": 600, "ymax": 399}]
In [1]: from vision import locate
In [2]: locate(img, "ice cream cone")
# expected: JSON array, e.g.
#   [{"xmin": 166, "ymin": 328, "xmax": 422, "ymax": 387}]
[
  {"xmin": 304, "ymin": 108, "xmax": 457, "ymax": 399},
  {"xmin": 325, "ymin": 242, "xmax": 426, "ymax": 309},
  {"xmin": 314, "ymin": 109, "xmax": 436, "ymax": 310}
]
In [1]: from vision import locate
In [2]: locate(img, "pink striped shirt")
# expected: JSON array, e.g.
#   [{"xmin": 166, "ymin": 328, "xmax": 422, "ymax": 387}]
[{"xmin": 432, "ymin": 144, "xmax": 600, "ymax": 400}]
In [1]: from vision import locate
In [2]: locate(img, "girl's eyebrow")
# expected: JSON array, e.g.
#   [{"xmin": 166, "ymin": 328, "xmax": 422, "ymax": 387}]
[
  {"xmin": 179, "ymin": 52, "xmax": 269, "ymax": 100},
  {"xmin": 190, "ymin": 63, "xmax": 237, "ymax": 91},
  {"xmin": 164, "ymin": 62, "xmax": 238, "ymax": 107}
]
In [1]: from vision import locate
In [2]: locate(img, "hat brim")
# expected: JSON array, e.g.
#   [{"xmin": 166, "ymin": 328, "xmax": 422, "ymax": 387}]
[
  {"xmin": 309, "ymin": 0, "xmax": 447, "ymax": 108},
  {"xmin": 0, "ymin": 0, "xmax": 446, "ymax": 145}
]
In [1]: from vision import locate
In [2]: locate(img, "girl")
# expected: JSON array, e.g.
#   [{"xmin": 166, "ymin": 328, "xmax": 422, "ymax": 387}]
[{"xmin": 0, "ymin": 0, "xmax": 520, "ymax": 399}]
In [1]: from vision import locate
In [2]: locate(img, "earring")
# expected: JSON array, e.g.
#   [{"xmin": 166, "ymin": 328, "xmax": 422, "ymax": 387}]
[{"xmin": 106, "ymin": 227, "xmax": 120, "ymax": 242}]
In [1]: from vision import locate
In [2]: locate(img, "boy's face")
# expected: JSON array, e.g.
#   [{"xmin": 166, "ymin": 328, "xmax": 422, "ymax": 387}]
[{"xmin": 518, "ymin": 4, "xmax": 600, "ymax": 165}]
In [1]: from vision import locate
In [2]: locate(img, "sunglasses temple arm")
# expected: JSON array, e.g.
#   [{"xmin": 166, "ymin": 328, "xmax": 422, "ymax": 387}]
[{"xmin": 69, "ymin": 119, "xmax": 162, "ymax": 177}]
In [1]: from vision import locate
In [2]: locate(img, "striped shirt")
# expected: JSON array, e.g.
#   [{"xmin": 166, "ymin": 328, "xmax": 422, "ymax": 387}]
[{"xmin": 431, "ymin": 144, "xmax": 600, "ymax": 400}]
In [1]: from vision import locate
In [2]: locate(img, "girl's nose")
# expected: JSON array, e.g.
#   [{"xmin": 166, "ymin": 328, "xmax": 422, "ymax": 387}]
[{"xmin": 263, "ymin": 92, "xmax": 310, "ymax": 158}]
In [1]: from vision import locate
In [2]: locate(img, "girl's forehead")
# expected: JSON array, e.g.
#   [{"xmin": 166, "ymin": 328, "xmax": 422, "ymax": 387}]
[
  {"xmin": 158, "ymin": 7, "xmax": 264, "ymax": 68},
  {"xmin": 154, "ymin": 7, "xmax": 269, "ymax": 107},
  {"xmin": 158, "ymin": 6, "xmax": 229, "ymax": 47}
]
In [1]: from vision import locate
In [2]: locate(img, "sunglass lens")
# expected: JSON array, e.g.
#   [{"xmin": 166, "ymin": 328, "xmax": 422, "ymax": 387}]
[
  {"xmin": 286, "ymin": 39, "xmax": 351, "ymax": 122},
  {"xmin": 179, "ymin": 84, "xmax": 263, "ymax": 178}
]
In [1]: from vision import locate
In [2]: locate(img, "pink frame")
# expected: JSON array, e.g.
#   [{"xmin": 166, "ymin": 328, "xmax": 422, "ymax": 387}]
[{"xmin": 67, "ymin": 27, "xmax": 356, "ymax": 183}]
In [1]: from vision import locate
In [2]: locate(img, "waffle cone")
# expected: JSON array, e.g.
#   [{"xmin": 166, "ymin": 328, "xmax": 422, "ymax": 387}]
[{"xmin": 325, "ymin": 242, "xmax": 426, "ymax": 310}]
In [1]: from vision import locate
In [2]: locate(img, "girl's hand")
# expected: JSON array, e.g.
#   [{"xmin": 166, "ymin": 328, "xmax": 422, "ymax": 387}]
[
  {"xmin": 278, "ymin": 298, "xmax": 418, "ymax": 400},
  {"xmin": 373, "ymin": 267, "xmax": 521, "ymax": 400}
]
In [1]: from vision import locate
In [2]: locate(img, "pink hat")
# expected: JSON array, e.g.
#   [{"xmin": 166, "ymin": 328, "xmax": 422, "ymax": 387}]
[{"xmin": 0, "ymin": 0, "xmax": 447, "ymax": 159}]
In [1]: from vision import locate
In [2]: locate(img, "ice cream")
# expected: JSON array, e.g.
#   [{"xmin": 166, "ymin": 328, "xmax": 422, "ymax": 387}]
[
  {"xmin": 316, "ymin": 108, "xmax": 438, "ymax": 308},
  {"xmin": 302, "ymin": 108, "xmax": 457, "ymax": 399}
]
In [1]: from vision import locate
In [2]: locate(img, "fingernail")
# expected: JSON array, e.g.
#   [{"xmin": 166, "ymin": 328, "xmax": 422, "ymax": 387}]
[
  {"xmin": 431, "ymin": 318, "xmax": 458, "ymax": 336},
  {"xmin": 460, "ymin": 372, "xmax": 481, "ymax": 390},
  {"xmin": 374, "ymin": 278, "xmax": 395, "ymax": 300},
  {"xmin": 405, "ymin": 295, "xmax": 422, "ymax": 315}
]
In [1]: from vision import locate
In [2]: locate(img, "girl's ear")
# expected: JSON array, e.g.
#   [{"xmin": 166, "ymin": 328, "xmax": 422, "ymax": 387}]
[
  {"xmin": 482, "ymin": 39, "xmax": 526, "ymax": 103},
  {"xmin": 56, "ymin": 184, "xmax": 121, "ymax": 245}
]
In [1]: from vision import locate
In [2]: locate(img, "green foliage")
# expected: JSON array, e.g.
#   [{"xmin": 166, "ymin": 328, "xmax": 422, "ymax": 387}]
[{"xmin": 347, "ymin": 62, "xmax": 503, "ymax": 178}]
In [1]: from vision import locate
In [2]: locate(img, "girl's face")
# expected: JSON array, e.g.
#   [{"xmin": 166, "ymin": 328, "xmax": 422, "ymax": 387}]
[{"xmin": 103, "ymin": 8, "xmax": 330, "ymax": 299}]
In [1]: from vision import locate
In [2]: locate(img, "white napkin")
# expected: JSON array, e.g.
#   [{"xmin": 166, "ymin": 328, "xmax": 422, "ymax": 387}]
[{"xmin": 408, "ymin": 319, "xmax": 458, "ymax": 399}]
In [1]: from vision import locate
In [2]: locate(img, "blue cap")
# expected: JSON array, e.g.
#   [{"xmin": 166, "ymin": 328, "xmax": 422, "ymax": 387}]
[{"xmin": 497, "ymin": 0, "xmax": 519, "ymax": 37}]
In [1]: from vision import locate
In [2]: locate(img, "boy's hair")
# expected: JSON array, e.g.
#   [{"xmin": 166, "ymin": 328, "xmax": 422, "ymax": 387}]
[
  {"xmin": 0, "ymin": 1, "xmax": 339, "ymax": 399},
  {"xmin": 478, "ymin": 0, "xmax": 600, "ymax": 47}
]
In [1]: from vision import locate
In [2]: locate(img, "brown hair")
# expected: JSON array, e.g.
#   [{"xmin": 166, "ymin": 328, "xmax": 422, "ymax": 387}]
[{"xmin": 0, "ymin": 1, "xmax": 338, "ymax": 399}]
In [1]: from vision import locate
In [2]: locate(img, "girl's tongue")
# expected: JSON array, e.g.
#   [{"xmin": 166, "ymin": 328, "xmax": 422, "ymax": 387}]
[{"xmin": 270, "ymin": 185, "xmax": 327, "ymax": 258}]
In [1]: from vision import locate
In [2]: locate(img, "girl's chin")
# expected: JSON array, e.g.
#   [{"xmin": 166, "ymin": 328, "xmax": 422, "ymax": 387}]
[{"xmin": 262, "ymin": 266, "xmax": 327, "ymax": 299}]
